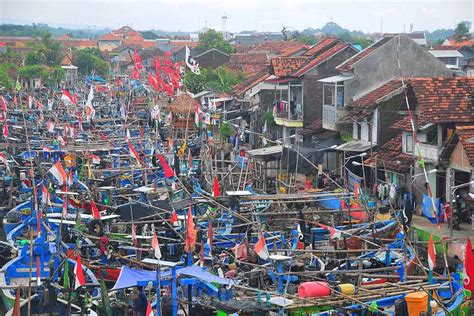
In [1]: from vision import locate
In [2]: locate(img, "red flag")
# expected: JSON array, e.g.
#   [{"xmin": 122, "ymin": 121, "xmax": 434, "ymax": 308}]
[
  {"xmin": 61, "ymin": 89, "xmax": 76, "ymax": 105},
  {"xmin": 157, "ymin": 154, "xmax": 175, "ymax": 178},
  {"xmin": 428, "ymin": 234, "xmax": 436, "ymax": 270},
  {"xmin": 12, "ymin": 288, "xmax": 20, "ymax": 316},
  {"xmin": 148, "ymin": 73, "xmax": 159, "ymax": 91},
  {"xmin": 254, "ymin": 231, "xmax": 269, "ymax": 260},
  {"xmin": 185, "ymin": 206, "xmax": 196, "ymax": 253},
  {"xmin": 170, "ymin": 210, "xmax": 178, "ymax": 224},
  {"xmin": 1, "ymin": 96, "xmax": 7, "ymax": 111},
  {"xmin": 49, "ymin": 161, "xmax": 67, "ymax": 185},
  {"xmin": 463, "ymin": 238, "xmax": 474, "ymax": 293},
  {"xmin": 3, "ymin": 122, "xmax": 8, "ymax": 138},
  {"xmin": 146, "ymin": 301, "xmax": 154, "ymax": 316},
  {"xmin": 74, "ymin": 255, "xmax": 86, "ymax": 289},
  {"xmin": 133, "ymin": 50, "xmax": 143, "ymax": 69},
  {"xmin": 90, "ymin": 200, "xmax": 101, "ymax": 220},
  {"xmin": 212, "ymin": 176, "xmax": 220, "ymax": 197},
  {"xmin": 13, "ymin": 95, "xmax": 17, "ymax": 106}
]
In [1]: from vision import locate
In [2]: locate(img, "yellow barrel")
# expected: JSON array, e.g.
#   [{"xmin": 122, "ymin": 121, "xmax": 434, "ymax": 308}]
[{"xmin": 336, "ymin": 283, "xmax": 356, "ymax": 296}]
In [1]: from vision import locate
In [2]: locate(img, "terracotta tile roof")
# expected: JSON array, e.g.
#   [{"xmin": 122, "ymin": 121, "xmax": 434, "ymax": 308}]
[
  {"xmin": 455, "ymin": 124, "xmax": 474, "ymax": 165},
  {"xmin": 98, "ymin": 33, "xmax": 121, "ymax": 41},
  {"xmin": 142, "ymin": 40, "xmax": 157, "ymax": 49},
  {"xmin": 365, "ymin": 133, "xmax": 413, "ymax": 174},
  {"xmin": 271, "ymin": 57, "xmax": 309, "ymax": 77},
  {"xmin": 298, "ymin": 120, "xmax": 339, "ymax": 139},
  {"xmin": 232, "ymin": 71, "xmax": 270, "ymax": 96},
  {"xmin": 303, "ymin": 37, "xmax": 339, "ymax": 57},
  {"xmin": 409, "ymin": 77, "xmax": 474, "ymax": 124},
  {"xmin": 249, "ymin": 41, "xmax": 308, "ymax": 56},
  {"xmin": 337, "ymin": 36, "xmax": 394, "ymax": 72},
  {"xmin": 61, "ymin": 39, "xmax": 98, "ymax": 48},
  {"xmin": 169, "ymin": 40, "xmax": 199, "ymax": 48},
  {"xmin": 389, "ymin": 115, "xmax": 429, "ymax": 131},
  {"xmin": 114, "ymin": 26, "xmax": 143, "ymax": 38},
  {"xmin": 350, "ymin": 79, "xmax": 404, "ymax": 110},
  {"xmin": 229, "ymin": 53, "xmax": 269, "ymax": 76},
  {"xmin": 446, "ymin": 38, "xmax": 474, "ymax": 48},
  {"xmin": 292, "ymin": 43, "xmax": 350, "ymax": 77}
]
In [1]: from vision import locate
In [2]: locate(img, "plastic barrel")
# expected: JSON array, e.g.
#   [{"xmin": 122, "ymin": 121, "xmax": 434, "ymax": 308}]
[
  {"xmin": 298, "ymin": 281, "xmax": 331, "ymax": 298},
  {"xmin": 335, "ymin": 283, "xmax": 356, "ymax": 296},
  {"xmin": 405, "ymin": 291, "xmax": 428, "ymax": 316}
]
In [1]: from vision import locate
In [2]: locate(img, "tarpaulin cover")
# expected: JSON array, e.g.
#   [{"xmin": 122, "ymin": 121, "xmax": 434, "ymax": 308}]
[
  {"xmin": 422, "ymin": 194, "xmax": 442, "ymax": 224},
  {"xmin": 111, "ymin": 266, "xmax": 171, "ymax": 291},
  {"xmin": 177, "ymin": 265, "xmax": 238, "ymax": 286}
]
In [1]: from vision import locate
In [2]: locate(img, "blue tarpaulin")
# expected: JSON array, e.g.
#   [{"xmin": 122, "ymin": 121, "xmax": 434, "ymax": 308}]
[
  {"xmin": 177, "ymin": 265, "xmax": 238, "ymax": 286},
  {"xmin": 111, "ymin": 266, "xmax": 171, "ymax": 291},
  {"xmin": 422, "ymin": 193, "xmax": 442, "ymax": 224}
]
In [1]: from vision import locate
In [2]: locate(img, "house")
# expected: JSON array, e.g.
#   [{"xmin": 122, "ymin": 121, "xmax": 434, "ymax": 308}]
[
  {"xmin": 234, "ymin": 32, "xmax": 284, "ymax": 47},
  {"xmin": 195, "ymin": 48, "xmax": 230, "ymax": 69},
  {"xmin": 60, "ymin": 50, "xmax": 78, "ymax": 83},
  {"xmin": 429, "ymin": 49, "xmax": 464, "ymax": 69},
  {"xmin": 357, "ymin": 77, "xmax": 474, "ymax": 203},
  {"xmin": 319, "ymin": 34, "xmax": 451, "ymax": 135},
  {"xmin": 98, "ymin": 33, "xmax": 122, "ymax": 52},
  {"xmin": 464, "ymin": 57, "xmax": 474, "ymax": 77}
]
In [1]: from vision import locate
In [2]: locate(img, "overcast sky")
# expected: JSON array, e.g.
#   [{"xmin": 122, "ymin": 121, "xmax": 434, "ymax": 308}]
[{"xmin": 1, "ymin": 0, "xmax": 472, "ymax": 33}]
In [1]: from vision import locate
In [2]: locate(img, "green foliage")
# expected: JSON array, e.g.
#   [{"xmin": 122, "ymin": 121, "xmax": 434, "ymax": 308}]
[
  {"xmin": 0, "ymin": 62, "xmax": 18, "ymax": 90},
  {"xmin": 25, "ymin": 51, "xmax": 46, "ymax": 66},
  {"xmin": 72, "ymin": 48, "xmax": 109, "ymax": 76},
  {"xmin": 140, "ymin": 31, "xmax": 158, "ymax": 40},
  {"xmin": 454, "ymin": 21, "xmax": 471, "ymax": 42},
  {"xmin": 340, "ymin": 131, "xmax": 352, "ymax": 143},
  {"xmin": 0, "ymin": 23, "xmax": 107, "ymax": 39},
  {"xmin": 184, "ymin": 66, "xmax": 244, "ymax": 94},
  {"xmin": 291, "ymin": 31, "xmax": 318, "ymax": 45},
  {"xmin": 0, "ymin": 48, "xmax": 21, "ymax": 66},
  {"xmin": 219, "ymin": 122, "xmax": 234, "ymax": 140},
  {"xmin": 195, "ymin": 29, "xmax": 235, "ymax": 55},
  {"xmin": 339, "ymin": 33, "xmax": 374, "ymax": 49},
  {"xmin": 18, "ymin": 65, "xmax": 64, "ymax": 83},
  {"xmin": 259, "ymin": 110, "xmax": 276, "ymax": 127}
]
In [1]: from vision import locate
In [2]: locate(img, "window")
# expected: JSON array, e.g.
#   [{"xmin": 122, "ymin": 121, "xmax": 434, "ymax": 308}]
[
  {"xmin": 405, "ymin": 134, "xmax": 413, "ymax": 153},
  {"xmin": 336, "ymin": 86, "xmax": 345, "ymax": 107},
  {"xmin": 323, "ymin": 83, "xmax": 345, "ymax": 107}
]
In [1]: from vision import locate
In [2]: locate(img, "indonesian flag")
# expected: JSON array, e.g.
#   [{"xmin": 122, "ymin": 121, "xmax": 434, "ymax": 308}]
[
  {"xmin": 146, "ymin": 301, "xmax": 154, "ymax": 316},
  {"xmin": 36, "ymin": 99, "xmax": 45, "ymax": 110},
  {"xmin": 254, "ymin": 231, "xmax": 270, "ymax": 260},
  {"xmin": 67, "ymin": 170, "xmax": 74, "ymax": 186},
  {"xmin": 74, "ymin": 255, "xmax": 86, "ymax": 289},
  {"xmin": 463, "ymin": 238, "xmax": 474, "ymax": 293},
  {"xmin": 131, "ymin": 224, "xmax": 137, "ymax": 246},
  {"xmin": 1, "ymin": 96, "xmax": 7, "ymax": 111},
  {"xmin": 41, "ymin": 184, "xmax": 51, "ymax": 206},
  {"xmin": 57, "ymin": 134, "xmax": 66, "ymax": 146},
  {"xmin": 77, "ymin": 112, "xmax": 83, "ymax": 131},
  {"xmin": 148, "ymin": 73, "xmax": 159, "ymax": 91},
  {"xmin": 85, "ymin": 85, "xmax": 95, "ymax": 121},
  {"xmin": 185, "ymin": 206, "xmax": 196, "ymax": 253},
  {"xmin": 0, "ymin": 111, "xmax": 3, "ymax": 121},
  {"xmin": 157, "ymin": 154, "xmax": 175, "ymax": 178},
  {"xmin": 48, "ymin": 161, "xmax": 67, "ymax": 185},
  {"xmin": 47, "ymin": 121, "xmax": 54, "ymax": 133},
  {"xmin": 90, "ymin": 200, "xmax": 101, "ymax": 220},
  {"xmin": 151, "ymin": 230, "xmax": 162, "ymax": 260},
  {"xmin": 128, "ymin": 140, "xmax": 141, "ymax": 165},
  {"xmin": 61, "ymin": 89, "xmax": 76, "ymax": 105},
  {"xmin": 27, "ymin": 96, "xmax": 33, "ymax": 109},
  {"xmin": 213, "ymin": 176, "xmax": 220, "ymax": 197},
  {"xmin": 0, "ymin": 152, "xmax": 9, "ymax": 172},
  {"xmin": 3, "ymin": 123, "xmax": 8, "ymax": 138},
  {"xmin": 428, "ymin": 234, "xmax": 436, "ymax": 270},
  {"xmin": 318, "ymin": 223, "xmax": 342, "ymax": 240},
  {"xmin": 194, "ymin": 102, "xmax": 201, "ymax": 127},
  {"xmin": 90, "ymin": 154, "xmax": 101, "ymax": 164},
  {"xmin": 170, "ymin": 210, "xmax": 178, "ymax": 225}
]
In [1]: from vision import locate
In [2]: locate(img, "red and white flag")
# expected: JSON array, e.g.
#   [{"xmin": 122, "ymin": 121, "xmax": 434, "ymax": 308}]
[
  {"xmin": 47, "ymin": 121, "xmax": 55, "ymax": 133},
  {"xmin": 151, "ymin": 230, "xmax": 162, "ymax": 260},
  {"xmin": 48, "ymin": 161, "xmax": 67, "ymax": 185},
  {"xmin": 185, "ymin": 206, "xmax": 196, "ymax": 253},
  {"xmin": 254, "ymin": 231, "xmax": 270, "ymax": 260},
  {"xmin": 41, "ymin": 184, "xmax": 51, "ymax": 206},
  {"xmin": 74, "ymin": 255, "xmax": 86, "ymax": 289},
  {"xmin": 146, "ymin": 301, "xmax": 154, "ymax": 316},
  {"xmin": 57, "ymin": 134, "xmax": 66, "ymax": 146},
  {"xmin": 61, "ymin": 89, "xmax": 76, "ymax": 105},
  {"xmin": 90, "ymin": 154, "xmax": 101, "ymax": 165},
  {"xmin": 428, "ymin": 234, "xmax": 436, "ymax": 270},
  {"xmin": 90, "ymin": 200, "xmax": 101, "ymax": 220},
  {"xmin": 170, "ymin": 210, "xmax": 178, "ymax": 225},
  {"xmin": 85, "ymin": 85, "xmax": 95, "ymax": 121},
  {"xmin": 128, "ymin": 140, "xmax": 141, "ymax": 165},
  {"xmin": 157, "ymin": 154, "xmax": 174, "ymax": 178},
  {"xmin": 133, "ymin": 50, "xmax": 143, "ymax": 69},
  {"xmin": 194, "ymin": 101, "xmax": 201, "ymax": 127},
  {"xmin": 318, "ymin": 223, "xmax": 341, "ymax": 240},
  {"xmin": 463, "ymin": 238, "xmax": 474, "ymax": 293}
]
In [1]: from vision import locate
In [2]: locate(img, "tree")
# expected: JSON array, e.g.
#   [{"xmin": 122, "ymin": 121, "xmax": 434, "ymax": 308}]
[
  {"xmin": 25, "ymin": 51, "xmax": 46, "ymax": 66},
  {"xmin": 184, "ymin": 66, "xmax": 244, "ymax": 94},
  {"xmin": 72, "ymin": 48, "xmax": 109, "ymax": 77},
  {"xmin": 18, "ymin": 65, "xmax": 64, "ymax": 85},
  {"xmin": 453, "ymin": 21, "xmax": 471, "ymax": 42},
  {"xmin": 0, "ymin": 62, "xmax": 18, "ymax": 90},
  {"xmin": 195, "ymin": 29, "xmax": 235, "ymax": 55},
  {"xmin": 140, "ymin": 31, "xmax": 158, "ymax": 40},
  {"xmin": 36, "ymin": 32, "xmax": 62, "ymax": 66}
]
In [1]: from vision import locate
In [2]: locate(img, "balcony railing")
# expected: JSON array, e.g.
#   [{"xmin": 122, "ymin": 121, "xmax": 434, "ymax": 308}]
[
  {"xmin": 418, "ymin": 143, "xmax": 439, "ymax": 162},
  {"xmin": 273, "ymin": 108, "xmax": 303, "ymax": 128},
  {"xmin": 322, "ymin": 105, "xmax": 338, "ymax": 130}
]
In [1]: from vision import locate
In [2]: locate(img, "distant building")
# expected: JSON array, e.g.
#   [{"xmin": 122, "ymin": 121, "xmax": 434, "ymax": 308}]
[
  {"xmin": 195, "ymin": 48, "xmax": 230, "ymax": 69},
  {"xmin": 429, "ymin": 49, "xmax": 464, "ymax": 69}
]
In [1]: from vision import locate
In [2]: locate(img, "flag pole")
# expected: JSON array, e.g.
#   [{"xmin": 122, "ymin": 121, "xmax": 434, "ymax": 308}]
[{"xmin": 156, "ymin": 262, "xmax": 162, "ymax": 316}]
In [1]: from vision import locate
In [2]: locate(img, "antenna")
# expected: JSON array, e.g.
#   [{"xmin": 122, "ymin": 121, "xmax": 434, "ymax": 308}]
[
  {"xmin": 222, "ymin": 15, "xmax": 227, "ymax": 33},
  {"xmin": 410, "ymin": 23, "xmax": 414, "ymax": 33}
]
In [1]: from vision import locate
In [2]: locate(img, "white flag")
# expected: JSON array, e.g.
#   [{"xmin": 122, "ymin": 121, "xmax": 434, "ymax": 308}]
[{"xmin": 185, "ymin": 46, "xmax": 200, "ymax": 75}]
